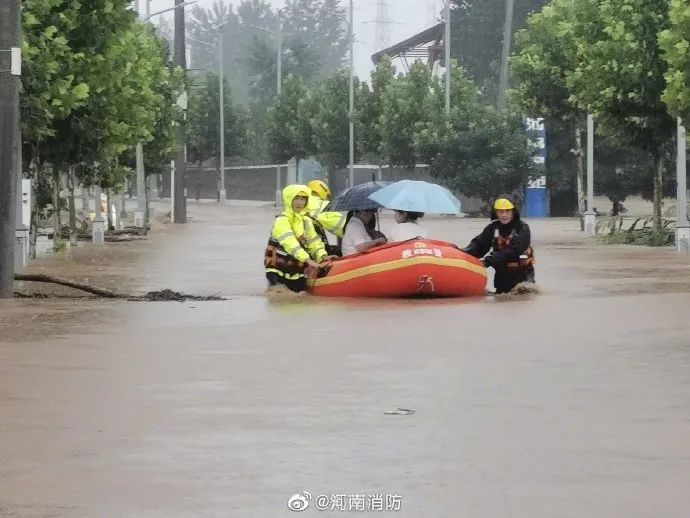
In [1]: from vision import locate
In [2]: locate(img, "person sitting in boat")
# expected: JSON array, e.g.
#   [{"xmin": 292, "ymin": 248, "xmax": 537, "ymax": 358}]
[
  {"xmin": 306, "ymin": 179, "xmax": 347, "ymax": 256},
  {"xmin": 388, "ymin": 210, "xmax": 429, "ymax": 242},
  {"xmin": 264, "ymin": 184, "xmax": 330, "ymax": 292},
  {"xmin": 461, "ymin": 195, "xmax": 535, "ymax": 294},
  {"xmin": 340, "ymin": 209, "xmax": 387, "ymax": 256}
]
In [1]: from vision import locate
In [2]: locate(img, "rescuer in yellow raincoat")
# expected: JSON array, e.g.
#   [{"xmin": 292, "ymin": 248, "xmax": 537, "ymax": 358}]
[
  {"xmin": 306, "ymin": 179, "xmax": 347, "ymax": 256},
  {"xmin": 264, "ymin": 185, "xmax": 329, "ymax": 292}
]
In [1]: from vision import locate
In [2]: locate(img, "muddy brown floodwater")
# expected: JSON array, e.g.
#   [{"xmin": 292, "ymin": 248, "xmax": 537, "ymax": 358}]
[{"xmin": 2, "ymin": 200, "xmax": 690, "ymax": 517}]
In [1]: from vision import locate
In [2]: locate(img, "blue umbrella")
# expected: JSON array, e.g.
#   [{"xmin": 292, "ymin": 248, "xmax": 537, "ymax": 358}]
[
  {"xmin": 367, "ymin": 180, "xmax": 462, "ymax": 214},
  {"xmin": 330, "ymin": 180, "xmax": 392, "ymax": 211}
]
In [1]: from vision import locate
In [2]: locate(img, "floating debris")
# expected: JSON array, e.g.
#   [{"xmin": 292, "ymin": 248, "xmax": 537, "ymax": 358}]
[
  {"xmin": 133, "ymin": 289, "xmax": 226, "ymax": 302},
  {"xmin": 384, "ymin": 408, "xmax": 415, "ymax": 416}
]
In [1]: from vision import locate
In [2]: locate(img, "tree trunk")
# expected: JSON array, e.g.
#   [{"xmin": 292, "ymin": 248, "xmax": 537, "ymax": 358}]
[
  {"xmin": 145, "ymin": 172, "xmax": 151, "ymax": 225},
  {"xmin": 14, "ymin": 273, "xmax": 127, "ymax": 298},
  {"xmin": 653, "ymin": 153, "xmax": 663, "ymax": 232},
  {"xmin": 52, "ymin": 168, "xmax": 61, "ymax": 249},
  {"xmin": 575, "ymin": 125, "xmax": 586, "ymax": 230},
  {"xmin": 120, "ymin": 190, "xmax": 127, "ymax": 225},
  {"xmin": 105, "ymin": 188, "xmax": 113, "ymax": 229},
  {"xmin": 30, "ymin": 198, "xmax": 38, "ymax": 260},
  {"xmin": 67, "ymin": 166, "xmax": 78, "ymax": 246},
  {"xmin": 611, "ymin": 200, "xmax": 619, "ymax": 216},
  {"xmin": 196, "ymin": 161, "xmax": 202, "ymax": 201},
  {"xmin": 80, "ymin": 181, "xmax": 89, "ymax": 217}
]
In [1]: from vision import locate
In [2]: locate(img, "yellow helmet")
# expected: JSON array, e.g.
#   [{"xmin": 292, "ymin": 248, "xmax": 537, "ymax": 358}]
[
  {"xmin": 307, "ymin": 179, "xmax": 331, "ymax": 201},
  {"xmin": 493, "ymin": 198, "xmax": 515, "ymax": 210}
]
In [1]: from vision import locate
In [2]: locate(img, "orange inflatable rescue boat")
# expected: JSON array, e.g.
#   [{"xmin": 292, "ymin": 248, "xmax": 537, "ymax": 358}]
[{"xmin": 306, "ymin": 239, "xmax": 487, "ymax": 298}]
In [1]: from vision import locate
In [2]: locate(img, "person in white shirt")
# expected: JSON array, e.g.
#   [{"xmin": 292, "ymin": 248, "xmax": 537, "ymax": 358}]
[
  {"xmin": 388, "ymin": 210, "xmax": 429, "ymax": 242},
  {"xmin": 340, "ymin": 209, "xmax": 387, "ymax": 256}
]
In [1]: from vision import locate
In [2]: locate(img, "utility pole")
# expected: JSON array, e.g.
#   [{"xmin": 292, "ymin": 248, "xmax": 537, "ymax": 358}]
[
  {"xmin": 584, "ymin": 113, "xmax": 596, "ymax": 235},
  {"xmin": 497, "ymin": 0, "xmax": 515, "ymax": 109},
  {"xmin": 271, "ymin": 18, "xmax": 286, "ymax": 197},
  {"xmin": 444, "ymin": 0, "xmax": 451, "ymax": 115},
  {"xmin": 677, "ymin": 117, "xmax": 689, "ymax": 252},
  {"xmin": 0, "ymin": 0, "xmax": 21, "ymax": 297},
  {"xmin": 218, "ymin": 29, "xmax": 226, "ymax": 205},
  {"xmin": 173, "ymin": 0, "xmax": 188, "ymax": 223},
  {"xmin": 133, "ymin": 2, "xmax": 147, "ymax": 227},
  {"xmin": 348, "ymin": 0, "xmax": 355, "ymax": 188}
]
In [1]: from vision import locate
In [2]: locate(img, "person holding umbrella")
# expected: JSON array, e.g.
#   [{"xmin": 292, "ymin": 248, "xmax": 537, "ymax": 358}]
[
  {"xmin": 367, "ymin": 179, "xmax": 460, "ymax": 242},
  {"xmin": 460, "ymin": 195, "xmax": 535, "ymax": 294},
  {"xmin": 341, "ymin": 209, "xmax": 387, "ymax": 256},
  {"xmin": 389, "ymin": 210, "xmax": 429, "ymax": 242},
  {"xmin": 329, "ymin": 180, "xmax": 392, "ymax": 256}
]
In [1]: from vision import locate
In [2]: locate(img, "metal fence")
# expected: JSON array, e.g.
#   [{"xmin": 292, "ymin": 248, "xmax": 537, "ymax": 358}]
[{"xmin": 154, "ymin": 162, "xmax": 485, "ymax": 214}]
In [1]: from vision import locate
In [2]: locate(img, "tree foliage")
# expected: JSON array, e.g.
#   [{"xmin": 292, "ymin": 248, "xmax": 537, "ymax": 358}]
[
  {"xmin": 187, "ymin": 71, "xmax": 247, "ymax": 165},
  {"xmin": 415, "ymin": 67, "xmax": 534, "ymax": 203},
  {"xmin": 659, "ymin": 0, "xmax": 690, "ymax": 121},
  {"xmin": 310, "ymin": 70, "xmax": 359, "ymax": 174},
  {"xmin": 266, "ymin": 73, "xmax": 315, "ymax": 163},
  {"xmin": 450, "ymin": 0, "xmax": 549, "ymax": 99},
  {"xmin": 21, "ymin": 0, "xmax": 183, "ymax": 213},
  {"xmin": 357, "ymin": 57, "xmax": 396, "ymax": 161},
  {"xmin": 379, "ymin": 63, "xmax": 441, "ymax": 169}
]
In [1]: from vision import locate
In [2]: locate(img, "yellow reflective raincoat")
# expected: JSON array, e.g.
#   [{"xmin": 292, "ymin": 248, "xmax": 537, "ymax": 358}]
[
  {"xmin": 308, "ymin": 196, "xmax": 347, "ymax": 239},
  {"xmin": 264, "ymin": 185, "xmax": 328, "ymax": 281}
]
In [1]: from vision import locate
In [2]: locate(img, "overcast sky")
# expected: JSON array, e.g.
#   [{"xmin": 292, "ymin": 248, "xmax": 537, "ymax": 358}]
[{"xmin": 146, "ymin": 0, "xmax": 440, "ymax": 79}]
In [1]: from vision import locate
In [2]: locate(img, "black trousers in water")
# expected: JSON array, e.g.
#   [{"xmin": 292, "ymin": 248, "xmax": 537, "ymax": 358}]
[
  {"xmin": 266, "ymin": 272, "xmax": 306, "ymax": 293},
  {"xmin": 493, "ymin": 266, "xmax": 535, "ymax": 294}
]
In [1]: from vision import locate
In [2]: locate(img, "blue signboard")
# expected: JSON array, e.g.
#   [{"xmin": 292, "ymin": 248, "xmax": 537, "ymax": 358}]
[{"xmin": 524, "ymin": 117, "xmax": 548, "ymax": 218}]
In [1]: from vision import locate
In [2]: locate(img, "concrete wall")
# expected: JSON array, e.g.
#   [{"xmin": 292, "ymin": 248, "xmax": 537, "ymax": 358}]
[{"xmin": 157, "ymin": 163, "xmax": 485, "ymax": 214}]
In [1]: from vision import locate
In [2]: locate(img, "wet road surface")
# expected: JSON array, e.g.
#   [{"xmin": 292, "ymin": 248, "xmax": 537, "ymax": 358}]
[{"xmin": 2, "ymin": 201, "xmax": 690, "ymax": 517}]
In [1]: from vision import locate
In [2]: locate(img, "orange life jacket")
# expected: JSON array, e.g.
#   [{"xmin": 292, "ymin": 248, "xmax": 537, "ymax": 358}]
[
  {"xmin": 494, "ymin": 228, "xmax": 535, "ymax": 270},
  {"xmin": 264, "ymin": 219, "xmax": 308, "ymax": 276}
]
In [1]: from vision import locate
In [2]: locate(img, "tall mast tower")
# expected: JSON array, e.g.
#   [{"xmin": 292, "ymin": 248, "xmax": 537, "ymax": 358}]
[{"xmin": 375, "ymin": 0, "xmax": 391, "ymax": 50}]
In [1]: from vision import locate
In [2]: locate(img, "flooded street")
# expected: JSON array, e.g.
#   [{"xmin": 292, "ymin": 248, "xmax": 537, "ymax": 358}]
[{"xmin": 2, "ymin": 201, "xmax": 690, "ymax": 517}]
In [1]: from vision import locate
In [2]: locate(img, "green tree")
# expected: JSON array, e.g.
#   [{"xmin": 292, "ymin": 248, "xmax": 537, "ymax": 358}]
[
  {"xmin": 415, "ymin": 67, "xmax": 534, "ymax": 204},
  {"xmin": 379, "ymin": 63, "xmax": 441, "ymax": 170},
  {"xmin": 511, "ymin": 0, "xmax": 591, "ymax": 217},
  {"xmin": 659, "ymin": 0, "xmax": 690, "ymax": 122},
  {"xmin": 21, "ymin": 0, "xmax": 90, "ymax": 159},
  {"xmin": 566, "ymin": 0, "xmax": 675, "ymax": 231},
  {"xmin": 281, "ymin": 0, "xmax": 349, "ymax": 80},
  {"xmin": 187, "ymin": 71, "xmax": 248, "ymax": 166},
  {"xmin": 310, "ymin": 70, "xmax": 359, "ymax": 181},
  {"xmin": 594, "ymin": 143, "xmax": 651, "ymax": 214},
  {"xmin": 450, "ymin": 0, "xmax": 549, "ymax": 99},
  {"xmin": 357, "ymin": 56, "xmax": 396, "ymax": 161},
  {"xmin": 266, "ymin": 73, "xmax": 315, "ymax": 164}
]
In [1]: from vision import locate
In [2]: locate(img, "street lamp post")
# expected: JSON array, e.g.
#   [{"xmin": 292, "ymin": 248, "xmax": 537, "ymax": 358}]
[
  {"xmin": 249, "ymin": 18, "xmax": 286, "ymax": 204},
  {"xmin": 218, "ymin": 30, "xmax": 225, "ymax": 205},
  {"xmin": 188, "ymin": 21, "xmax": 229, "ymax": 205},
  {"xmin": 348, "ymin": 0, "xmax": 354, "ymax": 188},
  {"xmin": 444, "ymin": 0, "xmax": 451, "ymax": 115},
  {"xmin": 497, "ymin": 0, "xmax": 515, "ymax": 109},
  {"xmin": 214, "ymin": 21, "xmax": 230, "ymax": 205},
  {"xmin": 143, "ymin": 0, "xmax": 198, "ymax": 225},
  {"xmin": 677, "ymin": 118, "xmax": 689, "ymax": 252},
  {"xmin": 584, "ymin": 113, "xmax": 596, "ymax": 235},
  {"xmin": 143, "ymin": 1, "xmax": 197, "ymax": 21}
]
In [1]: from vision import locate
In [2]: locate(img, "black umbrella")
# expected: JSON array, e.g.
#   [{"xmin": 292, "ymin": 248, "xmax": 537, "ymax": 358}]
[{"xmin": 330, "ymin": 180, "xmax": 392, "ymax": 212}]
